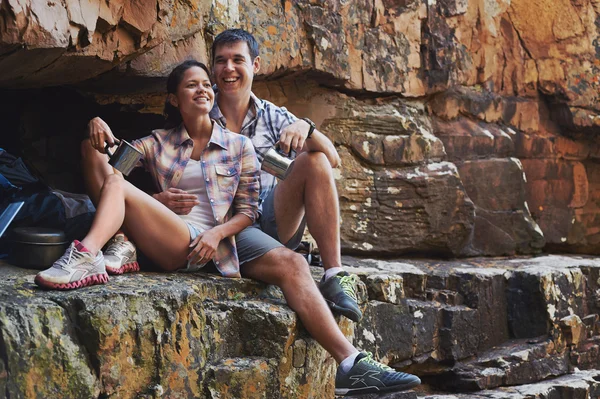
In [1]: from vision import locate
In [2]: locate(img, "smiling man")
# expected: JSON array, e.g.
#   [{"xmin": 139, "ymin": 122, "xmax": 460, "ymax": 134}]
[{"xmin": 202, "ymin": 28, "xmax": 422, "ymax": 395}]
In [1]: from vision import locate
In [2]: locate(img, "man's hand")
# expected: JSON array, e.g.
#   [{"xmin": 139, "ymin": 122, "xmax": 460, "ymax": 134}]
[
  {"xmin": 278, "ymin": 119, "xmax": 312, "ymax": 155},
  {"xmin": 187, "ymin": 228, "xmax": 223, "ymax": 265},
  {"xmin": 153, "ymin": 188, "xmax": 200, "ymax": 215},
  {"xmin": 88, "ymin": 117, "xmax": 118, "ymax": 154}
]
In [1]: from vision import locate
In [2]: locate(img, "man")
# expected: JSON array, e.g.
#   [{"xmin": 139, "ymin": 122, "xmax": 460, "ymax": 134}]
[{"xmin": 204, "ymin": 28, "xmax": 421, "ymax": 395}]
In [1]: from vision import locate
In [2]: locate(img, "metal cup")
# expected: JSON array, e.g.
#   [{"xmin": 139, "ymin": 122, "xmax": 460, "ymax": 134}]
[
  {"xmin": 262, "ymin": 147, "xmax": 294, "ymax": 180},
  {"xmin": 105, "ymin": 139, "xmax": 143, "ymax": 176}
]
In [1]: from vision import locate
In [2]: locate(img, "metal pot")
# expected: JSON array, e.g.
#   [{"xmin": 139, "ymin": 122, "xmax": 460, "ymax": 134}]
[{"xmin": 8, "ymin": 227, "xmax": 69, "ymax": 269}]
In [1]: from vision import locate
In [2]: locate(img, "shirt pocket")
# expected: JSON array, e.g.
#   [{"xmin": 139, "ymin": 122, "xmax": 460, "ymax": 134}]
[{"xmin": 214, "ymin": 163, "xmax": 240, "ymax": 195}]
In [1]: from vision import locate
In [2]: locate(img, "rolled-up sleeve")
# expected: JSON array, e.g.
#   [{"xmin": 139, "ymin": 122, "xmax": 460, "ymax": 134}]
[
  {"xmin": 233, "ymin": 136, "xmax": 260, "ymax": 222},
  {"xmin": 131, "ymin": 135, "xmax": 155, "ymax": 169}
]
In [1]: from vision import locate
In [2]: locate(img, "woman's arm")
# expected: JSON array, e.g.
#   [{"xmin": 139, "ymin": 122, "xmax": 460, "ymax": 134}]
[
  {"xmin": 231, "ymin": 136, "xmax": 261, "ymax": 222},
  {"xmin": 187, "ymin": 137, "xmax": 260, "ymax": 265},
  {"xmin": 187, "ymin": 213, "xmax": 252, "ymax": 264}
]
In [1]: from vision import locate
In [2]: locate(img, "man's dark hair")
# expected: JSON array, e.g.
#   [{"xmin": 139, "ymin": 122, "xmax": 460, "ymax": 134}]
[
  {"xmin": 163, "ymin": 60, "xmax": 211, "ymax": 129},
  {"xmin": 211, "ymin": 29, "xmax": 259, "ymax": 61}
]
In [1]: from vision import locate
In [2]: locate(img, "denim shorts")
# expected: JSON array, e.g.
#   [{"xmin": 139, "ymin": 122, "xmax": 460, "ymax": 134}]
[
  {"xmin": 236, "ymin": 188, "xmax": 306, "ymax": 265},
  {"xmin": 182, "ymin": 222, "xmax": 211, "ymax": 272}
]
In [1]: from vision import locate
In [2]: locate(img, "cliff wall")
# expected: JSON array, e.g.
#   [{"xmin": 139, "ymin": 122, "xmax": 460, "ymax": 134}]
[{"xmin": 1, "ymin": 0, "xmax": 599, "ymax": 256}]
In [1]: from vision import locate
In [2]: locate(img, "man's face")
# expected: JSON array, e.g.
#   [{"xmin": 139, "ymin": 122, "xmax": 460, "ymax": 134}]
[{"xmin": 213, "ymin": 41, "xmax": 260, "ymax": 97}]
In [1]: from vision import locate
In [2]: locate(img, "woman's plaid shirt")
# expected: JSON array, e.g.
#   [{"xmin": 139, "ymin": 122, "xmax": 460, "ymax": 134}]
[{"xmin": 132, "ymin": 122, "xmax": 260, "ymax": 277}]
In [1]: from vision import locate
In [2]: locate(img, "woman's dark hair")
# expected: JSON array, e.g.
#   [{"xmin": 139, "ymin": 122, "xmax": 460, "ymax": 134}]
[
  {"xmin": 211, "ymin": 28, "xmax": 259, "ymax": 62},
  {"xmin": 163, "ymin": 60, "xmax": 211, "ymax": 129}
]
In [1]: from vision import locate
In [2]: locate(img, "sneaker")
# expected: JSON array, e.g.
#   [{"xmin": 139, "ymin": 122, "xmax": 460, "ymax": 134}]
[
  {"xmin": 335, "ymin": 352, "xmax": 421, "ymax": 396},
  {"xmin": 319, "ymin": 271, "xmax": 362, "ymax": 322},
  {"xmin": 104, "ymin": 234, "xmax": 139, "ymax": 275},
  {"xmin": 34, "ymin": 241, "xmax": 108, "ymax": 290}
]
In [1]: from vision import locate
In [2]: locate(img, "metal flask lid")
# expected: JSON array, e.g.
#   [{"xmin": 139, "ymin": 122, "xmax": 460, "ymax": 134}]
[{"xmin": 9, "ymin": 227, "xmax": 68, "ymax": 244}]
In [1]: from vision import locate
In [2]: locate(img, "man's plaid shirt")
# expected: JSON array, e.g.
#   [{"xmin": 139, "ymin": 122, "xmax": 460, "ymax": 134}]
[
  {"xmin": 210, "ymin": 92, "xmax": 298, "ymax": 214},
  {"xmin": 132, "ymin": 122, "xmax": 260, "ymax": 277}
]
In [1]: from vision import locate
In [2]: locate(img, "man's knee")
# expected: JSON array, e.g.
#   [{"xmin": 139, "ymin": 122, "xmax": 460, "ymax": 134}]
[
  {"xmin": 265, "ymin": 248, "xmax": 312, "ymax": 286},
  {"xmin": 295, "ymin": 152, "xmax": 333, "ymax": 179}
]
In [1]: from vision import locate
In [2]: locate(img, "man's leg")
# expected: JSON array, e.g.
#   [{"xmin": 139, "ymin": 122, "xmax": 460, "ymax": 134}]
[
  {"xmin": 272, "ymin": 152, "xmax": 340, "ymax": 270},
  {"xmin": 270, "ymin": 152, "xmax": 362, "ymax": 321},
  {"xmin": 240, "ymin": 246, "xmax": 421, "ymax": 395},
  {"xmin": 241, "ymin": 247, "xmax": 356, "ymax": 363}
]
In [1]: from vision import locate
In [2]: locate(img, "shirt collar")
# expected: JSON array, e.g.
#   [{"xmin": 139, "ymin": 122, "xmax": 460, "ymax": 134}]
[
  {"xmin": 171, "ymin": 121, "xmax": 227, "ymax": 150},
  {"xmin": 208, "ymin": 122, "xmax": 228, "ymax": 150},
  {"xmin": 172, "ymin": 123, "xmax": 192, "ymax": 146},
  {"xmin": 210, "ymin": 89, "xmax": 264, "ymax": 127}
]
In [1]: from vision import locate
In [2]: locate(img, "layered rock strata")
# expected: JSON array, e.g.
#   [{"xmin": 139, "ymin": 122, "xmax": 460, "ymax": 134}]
[
  {"xmin": 1, "ymin": 0, "xmax": 600, "ymax": 256},
  {"xmin": 1, "ymin": 254, "xmax": 600, "ymax": 398}
]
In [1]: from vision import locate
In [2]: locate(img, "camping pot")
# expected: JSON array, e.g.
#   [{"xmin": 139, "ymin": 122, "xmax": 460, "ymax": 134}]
[
  {"xmin": 105, "ymin": 139, "xmax": 142, "ymax": 176},
  {"xmin": 262, "ymin": 147, "xmax": 294, "ymax": 180},
  {"xmin": 7, "ymin": 227, "xmax": 69, "ymax": 269}
]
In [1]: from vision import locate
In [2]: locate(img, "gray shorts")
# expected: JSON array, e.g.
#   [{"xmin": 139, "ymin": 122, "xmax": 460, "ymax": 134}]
[{"xmin": 236, "ymin": 188, "xmax": 306, "ymax": 265}]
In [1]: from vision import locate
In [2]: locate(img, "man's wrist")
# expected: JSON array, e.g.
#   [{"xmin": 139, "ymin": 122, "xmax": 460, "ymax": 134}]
[{"xmin": 301, "ymin": 118, "xmax": 316, "ymax": 139}]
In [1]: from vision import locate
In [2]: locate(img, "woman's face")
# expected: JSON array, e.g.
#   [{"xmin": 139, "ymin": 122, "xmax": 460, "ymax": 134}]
[{"xmin": 171, "ymin": 66, "xmax": 214, "ymax": 117}]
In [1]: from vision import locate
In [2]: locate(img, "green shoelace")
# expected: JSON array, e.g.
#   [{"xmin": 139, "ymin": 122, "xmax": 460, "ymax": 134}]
[
  {"xmin": 337, "ymin": 274, "xmax": 359, "ymax": 301},
  {"xmin": 357, "ymin": 352, "xmax": 393, "ymax": 371}
]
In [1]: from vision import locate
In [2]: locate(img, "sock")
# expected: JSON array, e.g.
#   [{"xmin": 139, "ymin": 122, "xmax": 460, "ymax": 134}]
[
  {"xmin": 74, "ymin": 240, "xmax": 91, "ymax": 253},
  {"xmin": 340, "ymin": 351, "xmax": 361, "ymax": 373},
  {"xmin": 324, "ymin": 267, "xmax": 344, "ymax": 281}
]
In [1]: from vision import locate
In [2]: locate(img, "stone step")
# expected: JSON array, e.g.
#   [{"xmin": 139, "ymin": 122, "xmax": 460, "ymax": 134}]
[
  {"xmin": 341, "ymin": 391, "xmax": 417, "ymax": 399},
  {"xmin": 2, "ymin": 254, "xmax": 600, "ymax": 398},
  {"xmin": 419, "ymin": 369, "xmax": 600, "ymax": 398},
  {"xmin": 428, "ymin": 337, "xmax": 569, "ymax": 391}
]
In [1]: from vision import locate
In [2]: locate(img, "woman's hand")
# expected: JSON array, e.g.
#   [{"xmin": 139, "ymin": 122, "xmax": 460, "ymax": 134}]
[
  {"xmin": 187, "ymin": 227, "xmax": 223, "ymax": 265},
  {"xmin": 153, "ymin": 188, "xmax": 199, "ymax": 215},
  {"xmin": 88, "ymin": 117, "xmax": 117, "ymax": 154}
]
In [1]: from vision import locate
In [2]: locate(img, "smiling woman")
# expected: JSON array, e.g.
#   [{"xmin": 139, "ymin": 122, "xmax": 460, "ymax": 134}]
[{"xmin": 34, "ymin": 60, "xmax": 261, "ymax": 290}]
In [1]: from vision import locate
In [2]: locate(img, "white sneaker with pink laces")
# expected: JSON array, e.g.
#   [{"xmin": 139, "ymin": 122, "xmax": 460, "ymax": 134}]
[
  {"xmin": 103, "ymin": 233, "xmax": 139, "ymax": 275},
  {"xmin": 35, "ymin": 241, "xmax": 108, "ymax": 290}
]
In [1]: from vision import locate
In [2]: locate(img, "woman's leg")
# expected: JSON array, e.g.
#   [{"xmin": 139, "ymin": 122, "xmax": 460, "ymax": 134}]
[{"xmin": 81, "ymin": 174, "xmax": 191, "ymax": 270}]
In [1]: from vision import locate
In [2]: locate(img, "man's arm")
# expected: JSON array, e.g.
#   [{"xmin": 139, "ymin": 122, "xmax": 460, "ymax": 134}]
[{"xmin": 278, "ymin": 119, "xmax": 341, "ymax": 168}]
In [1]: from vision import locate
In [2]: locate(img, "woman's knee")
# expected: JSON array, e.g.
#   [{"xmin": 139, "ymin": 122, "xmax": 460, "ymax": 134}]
[{"xmin": 101, "ymin": 173, "xmax": 125, "ymax": 193}]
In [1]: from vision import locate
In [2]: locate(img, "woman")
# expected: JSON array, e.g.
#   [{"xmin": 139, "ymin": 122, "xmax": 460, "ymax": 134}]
[{"xmin": 35, "ymin": 60, "xmax": 260, "ymax": 289}]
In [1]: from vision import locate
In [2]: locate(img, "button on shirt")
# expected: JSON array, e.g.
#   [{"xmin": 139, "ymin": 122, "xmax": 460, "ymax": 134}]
[
  {"xmin": 132, "ymin": 122, "xmax": 260, "ymax": 277},
  {"xmin": 210, "ymin": 92, "xmax": 298, "ymax": 214}
]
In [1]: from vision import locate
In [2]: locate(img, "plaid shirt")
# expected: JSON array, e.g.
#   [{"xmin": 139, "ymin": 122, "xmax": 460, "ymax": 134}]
[
  {"xmin": 210, "ymin": 92, "xmax": 297, "ymax": 213},
  {"xmin": 132, "ymin": 122, "xmax": 260, "ymax": 277}
]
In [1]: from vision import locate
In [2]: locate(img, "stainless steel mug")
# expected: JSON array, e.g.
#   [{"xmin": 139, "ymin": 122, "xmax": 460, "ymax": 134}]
[
  {"xmin": 105, "ymin": 139, "xmax": 143, "ymax": 176},
  {"xmin": 262, "ymin": 147, "xmax": 294, "ymax": 180}
]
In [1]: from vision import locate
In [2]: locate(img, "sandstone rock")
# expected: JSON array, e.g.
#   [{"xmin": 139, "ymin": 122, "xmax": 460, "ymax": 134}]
[
  {"xmin": 337, "ymin": 156, "xmax": 475, "ymax": 256},
  {"xmin": 0, "ymin": 265, "xmax": 338, "ymax": 398},
  {"xmin": 435, "ymin": 338, "xmax": 569, "ymax": 391},
  {"xmin": 456, "ymin": 158, "xmax": 545, "ymax": 256},
  {"xmin": 3, "ymin": 254, "xmax": 600, "ymax": 398},
  {"xmin": 344, "ymin": 391, "xmax": 417, "ymax": 399},
  {"xmin": 421, "ymin": 369, "xmax": 600, "ymax": 398}
]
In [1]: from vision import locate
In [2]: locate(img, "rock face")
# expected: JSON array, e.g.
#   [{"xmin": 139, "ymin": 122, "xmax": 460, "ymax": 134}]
[
  {"xmin": 2, "ymin": 0, "xmax": 600, "ymax": 256},
  {"xmin": 2, "ymin": 255, "xmax": 600, "ymax": 398},
  {"xmin": 2, "ymin": 1, "xmax": 600, "ymax": 398}
]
